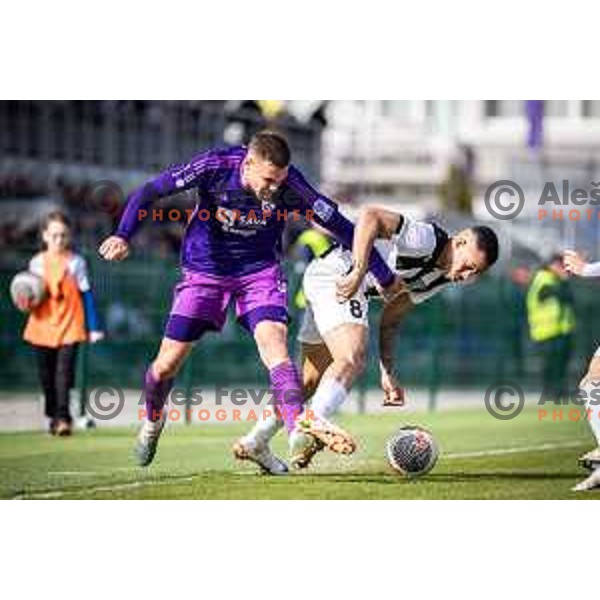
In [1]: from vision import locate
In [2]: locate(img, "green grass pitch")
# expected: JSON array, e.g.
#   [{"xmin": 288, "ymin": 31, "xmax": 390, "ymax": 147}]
[{"xmin": 0, "ymin": 407, "xmax": 597, "ymax": 499}]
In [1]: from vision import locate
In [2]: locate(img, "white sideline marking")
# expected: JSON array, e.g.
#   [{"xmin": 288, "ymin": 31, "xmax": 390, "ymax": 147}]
[
  {"xmin": 444, "ymin": 440, "xmax": 587, "ymax": 459},
  {"xmin": 48, "ymin": 472, "xmax": 102, "ymax": 476},
  {"xmin": 14, "ymin": 476, "xmax": 194, "ymax": 500},
  {"xmin": 48, "ymin": 468, "xmax": 133, "ymax": 476}
]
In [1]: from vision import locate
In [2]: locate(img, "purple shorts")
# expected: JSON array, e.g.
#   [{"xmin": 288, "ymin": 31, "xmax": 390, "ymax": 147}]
[{"xmin": 165, "ymin": 264, "xmax": 289, "ymax": 342}]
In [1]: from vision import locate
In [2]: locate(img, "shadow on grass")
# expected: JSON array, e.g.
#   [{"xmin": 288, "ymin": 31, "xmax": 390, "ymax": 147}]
[{"xmin": 293, "ymin": 470, "xmax": 582, "ymax": 485}]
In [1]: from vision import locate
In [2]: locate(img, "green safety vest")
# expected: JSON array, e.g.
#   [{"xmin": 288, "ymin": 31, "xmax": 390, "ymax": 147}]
[
  {"xmin": 526, "ymin": 269, "xmax": 575, "ymax": 342},
  {"xmin": 297, "ymin": 229, "xmax": 332, "ymax": 258},
  {"xmin": 294, "ymin": 230, "xmax": 332, "ymax": 309}
]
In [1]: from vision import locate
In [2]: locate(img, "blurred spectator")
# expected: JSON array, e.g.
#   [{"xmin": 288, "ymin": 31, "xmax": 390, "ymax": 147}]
[
  {"xmin": 526, "ymin": 254, "xmax": 575, "ymax": 401},
  {"xmin": 511, "ymin": 265, "xmax": 532, "ymax": 288}
]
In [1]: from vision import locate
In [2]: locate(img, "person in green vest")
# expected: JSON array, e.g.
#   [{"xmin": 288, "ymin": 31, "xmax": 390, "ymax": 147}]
[
  {"xmin": 526, "ymin": 254, "xmax": 575, "ymax": 401},
  {"xmin": 290, "ymin": 226, "xmax": 333, "ymax": 311}
]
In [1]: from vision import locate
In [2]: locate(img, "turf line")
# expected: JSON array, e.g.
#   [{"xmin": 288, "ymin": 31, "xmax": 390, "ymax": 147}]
[
  {"xmin": 13, "ymin": 476, "xmax": 195, "ymax": 500},
  {"xmin": 47, "ymin": 468, "xmax": 134, "ymax": 476},
  {"xmin": 444, "ymin": 440, "xmax": 587, "ymax": 459}
]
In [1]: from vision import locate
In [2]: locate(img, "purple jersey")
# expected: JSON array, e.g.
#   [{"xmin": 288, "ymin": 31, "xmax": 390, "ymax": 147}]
[{"xmin": 115, "ymin": 146, "xmax": 395, "ymax": 284}]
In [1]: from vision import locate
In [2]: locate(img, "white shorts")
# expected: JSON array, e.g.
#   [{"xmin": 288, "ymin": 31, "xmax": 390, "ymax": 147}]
[{"xmin": 298, "ymin": 247, "xmax": 369, "ymax": 345}]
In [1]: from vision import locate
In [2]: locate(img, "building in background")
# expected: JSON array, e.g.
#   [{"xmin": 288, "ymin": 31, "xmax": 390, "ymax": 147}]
[
  {"xmin": 0, "ymin": 100, "xmax": 325, "ymax": 185},
  {"xmin": 324, "ymin": 101, "xmax": 600, "ymax": 207},
  {"xmin": 323, "ymin": 100, "xmax": 600, "ymax": 258}
]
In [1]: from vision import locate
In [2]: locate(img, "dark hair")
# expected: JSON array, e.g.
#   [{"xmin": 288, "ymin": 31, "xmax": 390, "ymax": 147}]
[
  {"xmin": 41, "ymin": 210, "xmax": 72, "ymax": 232},
  {"xmin": 248, "ymin": 130, "xmax": 291, "ymax": 168},
  {"xmin": 546, "ymin": 252, "xmax": 564, "ymax": 266},
  {"xmin": 471, "ymin": 225, "xmax": 499, "ymax": 267}
]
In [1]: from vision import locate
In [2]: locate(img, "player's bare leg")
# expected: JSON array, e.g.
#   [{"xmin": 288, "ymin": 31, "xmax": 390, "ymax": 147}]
[
  {"xmin": 136, "ymin": 337, "xmax": 192, "ymax": 467},
  {"xmin": 573, "ymin": 356, "xmax": 600, "ymax": 490},
  {"xmin": 294, "ymin": 323, "xmax": 367, "ymax": 458},
  {"xmin": 302, "ymin": 341, "xmax": 333, "ymax": 400},
  {"xmin": 286, "ymin": 342, "xmax": 333, "ymax": 468}
]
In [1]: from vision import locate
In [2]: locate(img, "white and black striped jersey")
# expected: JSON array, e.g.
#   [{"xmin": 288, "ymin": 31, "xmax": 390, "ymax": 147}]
[{"xmin": 365, "ymin": 216, "xmax": 453, "ymax": 304}]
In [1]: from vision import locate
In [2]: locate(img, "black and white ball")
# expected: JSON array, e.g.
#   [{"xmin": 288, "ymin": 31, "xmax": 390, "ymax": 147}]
[
  {"xmin": 386, "ymin": 426, "xmax": 439, "ymax": 477},
  {"xmin": 10, "ymin": 271, "xmax": 46, "ymax": 312}
]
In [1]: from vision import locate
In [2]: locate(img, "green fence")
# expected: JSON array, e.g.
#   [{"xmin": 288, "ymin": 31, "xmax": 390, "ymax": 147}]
[{"xmin": 2, "ymin": 251, "xmax": 600, "ymax": 401}]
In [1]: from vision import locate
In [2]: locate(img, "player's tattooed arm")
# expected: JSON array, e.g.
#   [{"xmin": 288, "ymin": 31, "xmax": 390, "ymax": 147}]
[
  {"xmin": 337, "ymin": 206, "xmax": 402, "ymax": 301},
  {"xmin": 378, "ymin": 293, "xmax": 414, "ymax": 406}
]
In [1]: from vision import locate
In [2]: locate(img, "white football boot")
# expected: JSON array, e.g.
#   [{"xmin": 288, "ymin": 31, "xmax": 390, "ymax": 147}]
[
  {"xmin": 572, "ymin": 467, "xmax": 600, "ymax": 492},
  {"xmin": 135, "ymin": 417, "xmax": 166, "ymax": 467},
  {"xmin": 233, "ymin": 436, "xmax": 288, "ymax": 475}
]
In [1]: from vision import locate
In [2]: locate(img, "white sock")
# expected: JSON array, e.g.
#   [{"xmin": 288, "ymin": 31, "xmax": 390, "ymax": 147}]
[
  {"xmin": 245, "ymin": 414, "xmax": 284, "ymax": 446},
  {"xmin": 310, "ymin": 377, "xmax": 348, "ymax": 419},
  {"xmin": 583, "ymin": 382, "xmax": 600, "ymax": 446}
]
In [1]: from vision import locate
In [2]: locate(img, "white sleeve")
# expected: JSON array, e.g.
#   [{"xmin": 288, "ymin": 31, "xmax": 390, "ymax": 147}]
[
  {"xmin": 70, "ymin": 255, "xmax": 91, "ymax": 292},
  {"xmin": 581, "ymin": 262, "xmax": 600, "ymax": 278},
  {"xmin": 392, "ymin": 217, "xmax": 437, "ymax": 257},
  {"xmin": 29, "ymin": 254, "xmax": 44, "ymax": 277}
]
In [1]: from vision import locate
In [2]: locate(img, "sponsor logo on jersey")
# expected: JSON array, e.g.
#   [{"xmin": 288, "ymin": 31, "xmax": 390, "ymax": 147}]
[{"xmin": 313, "ymin": 197, "xmax": 334, "ymax": 222}]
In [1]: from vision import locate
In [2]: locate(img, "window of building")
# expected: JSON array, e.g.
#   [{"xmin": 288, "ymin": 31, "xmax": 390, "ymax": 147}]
[
  {"xmin": 380, "ymin": 101, "xmax": 411, "ymax": 119},
  {"xmin": 485, "ymin": 100, "xmax": 522, "ymax": 117},
  {"xmin": 582, "ymin": 101, "xmax": 600, "ymax": 118},
  {"xmin": 425, "ymin": 100, "xmax": 435, "ymax": 119},
  {"xmin": 545, "ymin": 101, "xmax": 568, "ymax": 117}
]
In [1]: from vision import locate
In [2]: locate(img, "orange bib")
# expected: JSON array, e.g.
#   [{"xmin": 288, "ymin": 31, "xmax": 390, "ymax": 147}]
[{"xmin": 23, "ymin": 252, "xmax": 87, "ymax": 348}]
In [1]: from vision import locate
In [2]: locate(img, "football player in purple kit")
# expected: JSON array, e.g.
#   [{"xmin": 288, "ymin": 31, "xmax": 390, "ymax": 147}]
[{"xmin": 99, "ymin": 131, "xmax": 400, "ymax": 472}]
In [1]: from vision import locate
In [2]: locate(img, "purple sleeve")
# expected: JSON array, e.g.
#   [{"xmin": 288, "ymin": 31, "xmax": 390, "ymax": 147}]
[
  {"xmin": 286, "ymin": 166, "xmax": 395, "ymax": 288},
  {"xmin": 114, "ymin": 150, "xmax": 218, "ymax": 241},
  {"xmin": 114, "ymin": 172, "xmax": 175, "ymax": 240}
]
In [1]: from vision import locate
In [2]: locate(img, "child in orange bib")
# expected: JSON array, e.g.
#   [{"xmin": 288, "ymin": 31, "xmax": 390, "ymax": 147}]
[{"xmin": 22, "ymin": 211, "xmax": 103, "ymax": 435}]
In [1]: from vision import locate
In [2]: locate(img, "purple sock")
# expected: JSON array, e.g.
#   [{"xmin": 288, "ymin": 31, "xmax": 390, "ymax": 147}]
[
  {"xmin": 270, "ymin": 361, "xmax": 303, "ymax": 433},
  {"xmin": 143, "ymin": 368, "xmax": 174, "ymax": 422}
]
